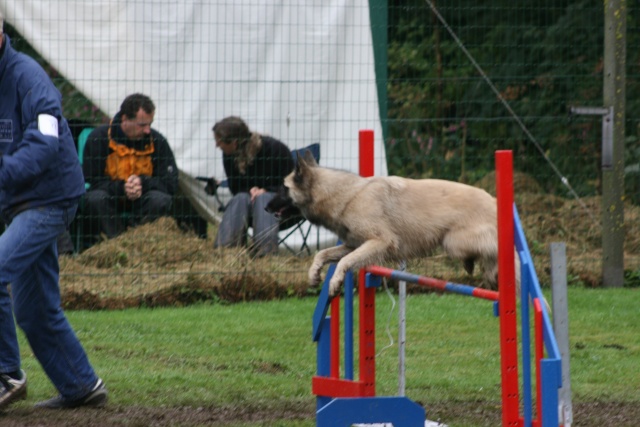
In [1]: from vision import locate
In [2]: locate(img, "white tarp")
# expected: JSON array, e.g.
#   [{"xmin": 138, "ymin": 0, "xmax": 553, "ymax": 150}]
[{"xmin": 1, "ymin": 0, "xmax": 386, "ymax": 248}]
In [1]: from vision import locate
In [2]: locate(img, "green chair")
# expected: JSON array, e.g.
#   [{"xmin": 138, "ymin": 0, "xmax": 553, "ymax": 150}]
[
  {"xmin": 72, "ymin": 127, "xmax": 94, "ymax": 251},
  {"xmin": 77, "ymin": 127, "xmax": 94, "ymax": 166}
]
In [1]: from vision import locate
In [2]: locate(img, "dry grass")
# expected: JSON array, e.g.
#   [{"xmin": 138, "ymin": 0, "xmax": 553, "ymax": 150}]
[
  {"xmin": 59, "ymin": 217, "xmax": 312, "ymax": 309},
  {"xmin": 59, "ymin": 175, "xmax": 640, "ymax": 309}
]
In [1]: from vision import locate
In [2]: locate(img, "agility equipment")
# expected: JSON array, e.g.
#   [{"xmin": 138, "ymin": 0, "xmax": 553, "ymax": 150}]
[{"xmin": 311, "ymin": 130, "xmax": 563, "ymax": 426}]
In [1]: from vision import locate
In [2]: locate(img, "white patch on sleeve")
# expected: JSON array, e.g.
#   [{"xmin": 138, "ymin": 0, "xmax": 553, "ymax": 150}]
[{"xmin": 38, "ymin": 114, "xmax": 59, "ymax": 138}]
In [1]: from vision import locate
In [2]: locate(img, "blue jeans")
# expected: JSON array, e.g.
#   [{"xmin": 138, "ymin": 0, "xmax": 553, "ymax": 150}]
[{"xmin": 0, "ymin": 203, "xmax": 99, "ymax": 400}]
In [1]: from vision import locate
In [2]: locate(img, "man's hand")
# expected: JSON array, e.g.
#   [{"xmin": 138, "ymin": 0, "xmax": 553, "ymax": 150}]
[{"xmin": 125, "ymin": 175, "xmax": 143, "ymax": 200}]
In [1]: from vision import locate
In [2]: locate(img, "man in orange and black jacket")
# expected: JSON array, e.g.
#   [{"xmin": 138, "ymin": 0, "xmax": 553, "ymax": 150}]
[{"xmin": 82, "ymin": 93, "xmax": 178, "ymax": 241}]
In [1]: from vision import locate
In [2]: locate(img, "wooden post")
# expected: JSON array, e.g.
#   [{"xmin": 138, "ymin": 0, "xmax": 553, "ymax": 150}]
[{"xmin": 602, "ymin": 0, "xmax": 626, "ymax": 287}]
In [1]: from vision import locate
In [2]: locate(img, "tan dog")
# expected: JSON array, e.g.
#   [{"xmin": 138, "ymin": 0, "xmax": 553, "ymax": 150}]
[{"xmin": 266, "ymin": 151, "xmax": 506, "ymax": 297}]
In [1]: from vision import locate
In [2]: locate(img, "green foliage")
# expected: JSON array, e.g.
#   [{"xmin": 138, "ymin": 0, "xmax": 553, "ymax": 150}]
[
  {"xmin": 387, "ymin": 1, "xmax": 640, "ymax": 201},
  {"xmin": 6, "ymin": 3, "xmax": 640, "ymax": 202},
  {"xmin": 3, "ymin": 23, "xmax": 108, "ymax": 126},
  {"xmin": 624, "ymin": 269, "xmax": 640, "ymax": 288}
]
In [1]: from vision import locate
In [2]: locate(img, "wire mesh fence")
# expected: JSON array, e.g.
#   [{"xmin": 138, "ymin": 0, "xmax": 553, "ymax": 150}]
[{"xmin": 1, "ymin": 1, "xmax": 639, "ymax": 306}]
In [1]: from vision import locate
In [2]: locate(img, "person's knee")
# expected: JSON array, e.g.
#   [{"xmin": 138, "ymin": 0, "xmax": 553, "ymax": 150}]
[
  {"xmin": 220, "ymin": 192, "xmax": 252, "ymax": 219},
  {"xmin": 227, "ymin": 192, "xmax": 251, "ymax": 208},
  {"xmin": 253, "ymin": 192, "xmax": 274, "ymax": 208},
  {"xmin": 142, "ymin": 191, "xmax": 173, "ymax": 216},
  {"xmin": 83, "ymin": 190, "xmax": 110, "ymax": 212},
  {"xmin": 252, "ymin": 193, "xmax": 278, "ymax": 225}
]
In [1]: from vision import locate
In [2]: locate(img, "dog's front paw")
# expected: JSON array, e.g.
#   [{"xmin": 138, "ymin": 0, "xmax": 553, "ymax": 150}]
[
  {"xmin": 328, "ymin": 278, "xmax": 342, "ymax": 297},
  {"xmin": 308, "ymin": 265, "xmax": 323, "ymax": 287}
]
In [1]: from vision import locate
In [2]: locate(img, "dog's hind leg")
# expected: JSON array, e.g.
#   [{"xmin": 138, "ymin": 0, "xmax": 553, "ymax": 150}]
[
  {"xmin": 463, "ymin": 258, "xmax": 475, "ymax": 275},
  {"xmin": 480, "ymin": 255, "xmax": 499, "ymax": 290},
  {"xmin": 328, "ymin": 239, "xmax": 394, "ymax": 297},
  {"xmin": 309, "ymin": 245, "xmax": 354, "ymax": 287},
  {"xmin": 443, "ymin": 228, "xmax": 498, "ymax": 289}
]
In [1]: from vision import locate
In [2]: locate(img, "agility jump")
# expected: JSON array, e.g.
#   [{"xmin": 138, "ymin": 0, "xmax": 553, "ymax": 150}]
[{"xmin": 311, "ymin": 130, "xmax": 563, "ymax": 427}]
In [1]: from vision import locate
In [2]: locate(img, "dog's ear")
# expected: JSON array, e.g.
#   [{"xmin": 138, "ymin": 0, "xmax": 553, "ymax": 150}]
[
  {"xmin": 293, "ymin": 148, "xmax": 315, "ymax": 183},
  {"xmin": 300, "ymin": 149, "xmax": 318, "ymax": 167}
]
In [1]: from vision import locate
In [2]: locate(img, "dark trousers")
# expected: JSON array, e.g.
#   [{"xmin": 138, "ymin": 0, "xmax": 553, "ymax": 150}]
[{"xmin": 83, "ymin": 189, "xmax": 173, "ymax": 239}]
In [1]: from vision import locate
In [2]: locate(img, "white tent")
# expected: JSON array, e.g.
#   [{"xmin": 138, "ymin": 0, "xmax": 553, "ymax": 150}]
[{"xmin": 1, "ymin": 0, "xmax": 387, "ymax": 249}]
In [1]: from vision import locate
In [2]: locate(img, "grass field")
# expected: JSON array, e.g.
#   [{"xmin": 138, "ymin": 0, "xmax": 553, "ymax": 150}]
[{"xmin": 4, "ymin": 286, "xmax": 640, "ymax": 426}]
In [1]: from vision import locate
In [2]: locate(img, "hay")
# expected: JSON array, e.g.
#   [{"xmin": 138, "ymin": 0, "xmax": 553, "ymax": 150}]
[
  {"xmin": 60, "ymin": 182, "xmax": 640, "ymax": 309},
  {"xmin": 60, "ymin": 217, "xmax": 311, "ymax": 309}
]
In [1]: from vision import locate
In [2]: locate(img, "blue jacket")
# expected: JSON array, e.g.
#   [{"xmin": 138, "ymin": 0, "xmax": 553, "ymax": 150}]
[{"xmin": 0, "ymin": 35, "xmax": 85, "ymax": 222}]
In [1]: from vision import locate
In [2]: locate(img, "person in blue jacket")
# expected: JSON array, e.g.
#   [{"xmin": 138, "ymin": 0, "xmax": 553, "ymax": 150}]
[{"xmin": 0, "ymin": 15, "xmax": 107, "ymax": 410}]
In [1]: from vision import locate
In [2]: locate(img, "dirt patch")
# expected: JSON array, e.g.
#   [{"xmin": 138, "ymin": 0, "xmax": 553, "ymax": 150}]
[
  {"xmin": 2, "ymin": 401, "xmax": 640, "ymax": 426},
  {"xmin": 0, "ymin": 402, "xmax": 313, "ymax": 427},
  {"xmin": 426, "ymin": 400, "xmax": 640, "ymax": 427}
]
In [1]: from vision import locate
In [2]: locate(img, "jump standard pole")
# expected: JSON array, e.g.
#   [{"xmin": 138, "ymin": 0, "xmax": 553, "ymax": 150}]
[
  {"xmin": 496, "ymin": 150, "xmax": 521, "ymax": 426},
  {"xmin": 312, "ymin": 138, "xmax": 562, "ymax": 426}
]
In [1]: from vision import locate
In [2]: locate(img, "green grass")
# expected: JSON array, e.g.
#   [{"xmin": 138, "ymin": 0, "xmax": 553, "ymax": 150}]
[
  {"xmin": 19, "ymin": 300, "xmax": 317, "ymax": 409},
  {"xmin": 13, "ymin": 287, "xmax": 640, "ymax": 425}
]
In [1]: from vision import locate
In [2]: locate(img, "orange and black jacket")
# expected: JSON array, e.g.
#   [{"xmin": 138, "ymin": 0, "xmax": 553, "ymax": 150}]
[{"xmin": 82, "ymin": 112, "xmax": 178, "ymax": 198}]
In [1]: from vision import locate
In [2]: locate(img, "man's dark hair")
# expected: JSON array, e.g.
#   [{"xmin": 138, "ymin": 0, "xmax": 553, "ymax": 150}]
[{"xmin": 120, "ymin": 93, "xmax": 155, "ymax": 119}]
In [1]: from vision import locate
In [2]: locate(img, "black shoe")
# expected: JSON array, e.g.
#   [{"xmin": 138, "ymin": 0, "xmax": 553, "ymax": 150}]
[
  {"xmin": 0, "ymin": 370, "xmax": 27, "ymax": 410},
  {"xmin": 35, "ymin": 379, "xmax": 107, "ymax": 409}
]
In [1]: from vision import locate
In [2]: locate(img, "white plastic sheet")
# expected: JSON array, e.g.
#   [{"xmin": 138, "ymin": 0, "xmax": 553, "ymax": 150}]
[{"xmin": 1, "ymin": 0, "xmax": 386, "ymax": 247}]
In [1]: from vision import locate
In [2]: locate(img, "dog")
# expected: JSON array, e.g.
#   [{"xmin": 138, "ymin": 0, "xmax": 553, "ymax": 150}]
[{"xmin": 266, "ymin": 151, "xmax": 505, "ymax": 298}]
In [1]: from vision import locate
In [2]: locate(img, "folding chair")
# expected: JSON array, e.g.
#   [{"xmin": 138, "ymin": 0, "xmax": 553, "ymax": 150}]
[{"xmin": 277, "ymin": 142, "xmax": 320, "ymax": 255}]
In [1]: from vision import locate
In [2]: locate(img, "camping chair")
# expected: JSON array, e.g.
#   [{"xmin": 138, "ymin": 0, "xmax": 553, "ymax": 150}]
[
  {"xmin": 70, "ymin": 127, "xmax": 95, "ymax": 251},
  {"xmin": 204, "ymin": 142, "xmax": 320, "ymax": 256},
  {"xmin": 277, "ymin": 143, "xmax": 320, "ymax": 255},
  {"xmin": 77, "ymin": 127, "xmax": 94, "ymax": 189}
]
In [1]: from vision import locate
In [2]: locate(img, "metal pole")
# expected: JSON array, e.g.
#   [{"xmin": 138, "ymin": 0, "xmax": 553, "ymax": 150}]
[
  {"xmin": 398, "ymin": 261, "xmax": 407, "ymax": 397},
  {"xmin": 602, "ymin": 0, "xmax": 626, "ymax": 287},
  {"xmin": 551, "ymin": 243, "xmax": 573, "ymax": 427}
]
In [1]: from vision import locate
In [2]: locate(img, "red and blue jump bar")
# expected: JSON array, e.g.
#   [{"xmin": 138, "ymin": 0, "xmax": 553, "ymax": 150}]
[{"xmin": 364, "ymin": 265, "xmax": 499, "ymax": 302}]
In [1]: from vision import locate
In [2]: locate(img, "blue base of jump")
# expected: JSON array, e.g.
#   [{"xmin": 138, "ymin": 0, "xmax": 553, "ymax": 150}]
[{"xmin": 317, "ymin": 396, "xmax": 426, "ymax": 427}]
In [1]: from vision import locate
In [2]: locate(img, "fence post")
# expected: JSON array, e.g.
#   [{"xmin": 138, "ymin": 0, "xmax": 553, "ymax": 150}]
[
  {"xmin": 602, "ymin": 0, "xmax": 626, "ymax": 287},
  {"xmin": 551, "ymin": 242, "xmax": 573, "ymax": 426}
]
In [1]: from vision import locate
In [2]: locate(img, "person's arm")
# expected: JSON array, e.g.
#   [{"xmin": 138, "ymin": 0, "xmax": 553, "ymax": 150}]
[
  {"xmin": 0, "ymin": 79, "xmax": 62, "ymax": 188},
  {"xmin": 140, "ymin": 133, "xmax": 178, "ymax": 196},
  {"xmin": 223, "ymin": 155, "xmax": 242, "ymax": 195}
]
